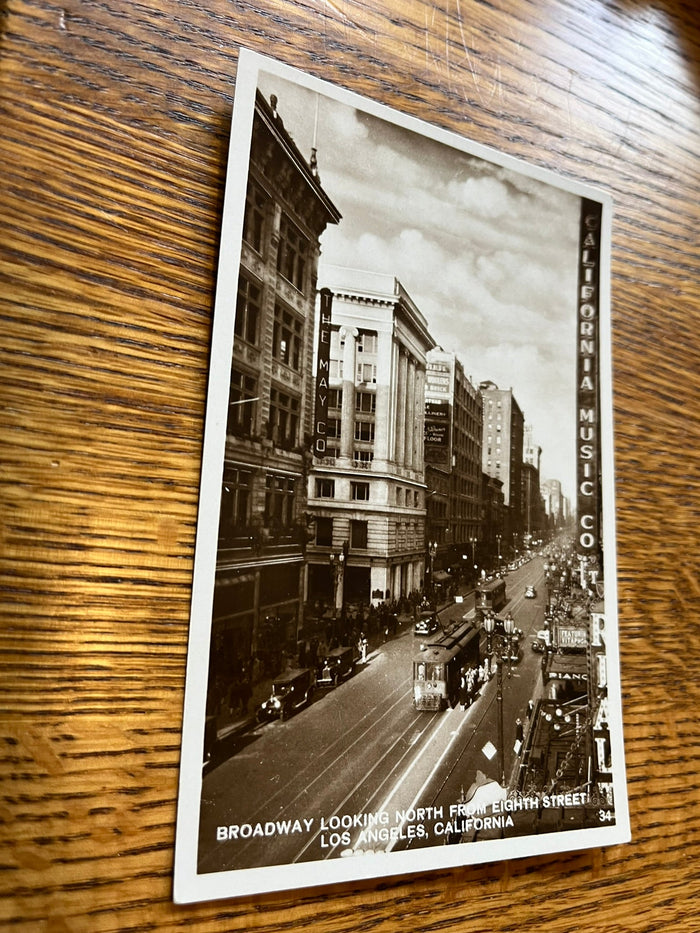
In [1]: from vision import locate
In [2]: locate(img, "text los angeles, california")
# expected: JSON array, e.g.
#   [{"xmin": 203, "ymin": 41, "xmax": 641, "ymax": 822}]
[{"xmin": 216, "ymin": 791, "xmax": 609, "ymax": 849}]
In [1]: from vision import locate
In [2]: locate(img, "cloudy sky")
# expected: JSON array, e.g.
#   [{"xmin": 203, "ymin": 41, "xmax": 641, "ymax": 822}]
[{"xmin": 257, "ymin": 70, "xmax": 581, "ymax": 501}]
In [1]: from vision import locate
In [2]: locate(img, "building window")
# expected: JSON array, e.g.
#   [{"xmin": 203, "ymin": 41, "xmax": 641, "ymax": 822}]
[
  {"xmin": 235, "ymin": 274, "xmax": 261, "ymax": 346},
  {"xmin": 228, "ymin": 370, "xmax": 257, "ymax": 436},
  {"xmin": 273, "ymin": 304, "xmax": 304, "ymax": 372},
  {"xmin": 264, "ymin": 474, "xmax": 295, "ymax": 529},
  {"xmin": 277, "ymin": 214, "xmax": 309, "ymax": 292},
  {"xmin": 356, "ymin": 391, "xmax": 376, "ymax": 413},
  {"xmin": 328, "ymin": 389, "xmax": 342, "ymax": 409},
  {"xmin": 268, "ymin": 388, "xmax": 300, "ymax": 449},
  {"xmin": 315, "ymin": 478, "xmax": 335, "ymax": 498},
  {"xmin": 325, "ymin": 418, "xmax": 341, "ymax": 439},
  {"xmin": 351, "ymin": 481, "xmax": 370, "ymax": 501},
  {"xmin": 353, "ymin": 450, "xmax": 374, "ymax": 464},
  {"xmin": 356, "ymin": 362, "xmax": 377, "ymax": 384},
  {"xmin": 357, "ymin": 332, "xmax": 377, "ymax": 354},
  {"xmin": 354, "ymin": 421, "xmax": 375, "ymax": 442},
  {"xmin": 330, "ymin": 359, "xmax": 344, "ymax": 379},
  {"xmin": 243, "ymin": 181, "xmax": 268, "ymax": 253},
  {"xmin": 350, "ymin": 519, "xmax": 368, "ymax": 549},
  {"xmin": 219, "ymin": 467, "xmax": 252, "ymax": 537},
  {"xmin": 316, "ymin": 516, "xmax": 333, "ymax": 547}
]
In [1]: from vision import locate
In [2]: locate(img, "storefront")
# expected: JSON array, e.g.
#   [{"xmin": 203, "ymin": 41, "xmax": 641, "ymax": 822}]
[{"xmin": 543, "ymin": 653, "xmax": 588, "ymax": 700}]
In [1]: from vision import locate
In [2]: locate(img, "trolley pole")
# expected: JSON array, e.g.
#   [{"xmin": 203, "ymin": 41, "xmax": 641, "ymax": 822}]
[
  {"xmin": 496, "ymin": 657, "xmax": 505, "ymax": 787},
  {"xmin": 482, "ymin": 612, "xmax": 515, "ymax": 788}
]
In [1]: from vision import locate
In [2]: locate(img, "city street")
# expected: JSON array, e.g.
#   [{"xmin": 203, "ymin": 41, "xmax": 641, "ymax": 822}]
[{"xmin": 198, "ymin": 557, "xmax": 547, "ymax": 873}]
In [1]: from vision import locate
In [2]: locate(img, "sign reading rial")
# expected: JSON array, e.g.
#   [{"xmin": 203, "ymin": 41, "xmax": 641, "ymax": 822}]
[
  {"xmin": 576, "ymin": 200, "xmax": 602, "ymax": 557},
  {"xmin": 313, "ymin": 288, "xmax": 333, "ymax": 457}
]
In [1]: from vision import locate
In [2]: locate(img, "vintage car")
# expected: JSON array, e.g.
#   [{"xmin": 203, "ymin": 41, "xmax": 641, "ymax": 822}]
[
  {"xmin": 525, "ymin": 584, "xmax": 537, "ymax": 598},
  {"xmin": 414, "ymin": 610, "xmax": 440, "ymax": 638},
  {"xmin": 317, "ymin": 646, "xmax": 356, "ymax": 686},
  {"xmin": 504, "ymin": 627, "xmax": 523, "ymax": 662},
  {"xmin": 256, "ymin": 668, "xmax": 315, "ymax": 722},
  {"xmin": 532, "ymin": 629, "xmax": 551, "ymax": 653}
]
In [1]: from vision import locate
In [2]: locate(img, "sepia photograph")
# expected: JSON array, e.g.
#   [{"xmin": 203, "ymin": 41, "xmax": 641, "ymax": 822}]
[{"xmin": 174, "ymin": 48, "xmax": 629, "ymax": 904}]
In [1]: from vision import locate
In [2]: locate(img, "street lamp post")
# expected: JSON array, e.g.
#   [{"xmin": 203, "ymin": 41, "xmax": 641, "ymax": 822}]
[
  {"xmin": 469, "ymin": 536, "xmax": 477, "ymax": 581},
  {"xmin": 428, "ymin": 540, "xmax": 438, "ymax": 597},
  {"xmin": 329, "ymin": 541, "xmax": 348, "ymax": 635},
  {"xmin": 482, "ymin": 611, "xmax": 516, "ymax": 787},
  {"xmin": 495, "ymin": 534, "xmax": 502, "ymax": 573}
]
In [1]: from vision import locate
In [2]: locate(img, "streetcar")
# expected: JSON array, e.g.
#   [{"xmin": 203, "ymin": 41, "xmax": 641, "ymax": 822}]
[
  {"xmin": 474, "ymin": 578, "xmax": 507, "ymax": 617},
  {"xmin": 412, "ymin": 622, "xmax": 481, "ymax": 711}
]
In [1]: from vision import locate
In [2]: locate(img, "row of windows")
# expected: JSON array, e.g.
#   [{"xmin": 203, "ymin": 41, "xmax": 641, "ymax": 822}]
[
  {"xmin": 243, "ymin": 181, "xmax": 310, "ymax": 294},
  {"xmin": 323, "ymin": 419, "xmax": 376, "ymax": 442},
  {"xmin": 315, "ymin": 517, "xmax": 367, "ymax": 549},
  {"xmin": 235, "ymin": 273, "xmax": 308, "ymax": 375},
  {"xmin": 327, "ymin": 359, "xmax": 377, "ymax": 384},
  {"xmin": 315, "ymin": 479, "xmax": 423, "ymax": 504},
  {"xmin": 277, "ymin": 214, "xmax": 308, "ymax": 291},
  {"xmin": 396, "ymin": 486, "xmax": 421, "ymax": 508},
  {"xmin": 227, "ymin": 369, "xmax": 302, "ymax": 449},
  {"xmin": 314, "ymin": 517, "xmax": 422, "ymax": 549},
  {"xmin": 219, "ymin": 470, "xmax": 296, "ymax": 533},
  {"xmin": 268, "ymin": 388, "xmax": 299, "ymax": 448},
  {"xmin": 315, "ymin": 480, "xmax": 369, "ymax": 500},
  {"xmin": 316, "ymin": 448, "xmax": 373, "ymax": 464}
]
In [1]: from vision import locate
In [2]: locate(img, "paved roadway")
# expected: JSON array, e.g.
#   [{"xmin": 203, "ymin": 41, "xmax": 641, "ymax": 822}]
[{"xmin": 198, "ymin": 557, "xmax": 547, "ymax": 873}]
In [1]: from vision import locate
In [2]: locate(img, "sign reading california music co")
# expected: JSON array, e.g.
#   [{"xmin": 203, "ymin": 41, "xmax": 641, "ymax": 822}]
[{"xmin": 576, "ymin": 199, "xmax": 602, "ymax": 559}]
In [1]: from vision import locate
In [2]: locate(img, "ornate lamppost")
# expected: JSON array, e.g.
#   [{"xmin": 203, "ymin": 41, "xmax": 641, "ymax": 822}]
[
  {"xmin": 428, "ymin": 540, "xmax": 438, "ymax": 596},
  {"xmin": 329, "ymin": 541, "xmax": 348, "ymax": 635},
  {"xmin": 469, "ymin": 536, "xmax": 478, "ymax": 581},
  {"xmin": 495, "ymin": 534, "xmax": 502, "ymax": 573},
  {"xmin": 482, "ymin": 611, "xmax": 516, "ymax": 787}
]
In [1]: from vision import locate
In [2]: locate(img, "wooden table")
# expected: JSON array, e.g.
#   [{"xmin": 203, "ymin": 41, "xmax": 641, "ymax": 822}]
[{"xmin": 2, "ymin": 1, "xmax": 699, "ymax": 929}]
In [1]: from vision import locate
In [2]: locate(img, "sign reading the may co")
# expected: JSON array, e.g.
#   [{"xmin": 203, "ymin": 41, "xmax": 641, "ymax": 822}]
[{"xmin": 313, "ymin": 288, "xmax": 333, "ymax": 456}]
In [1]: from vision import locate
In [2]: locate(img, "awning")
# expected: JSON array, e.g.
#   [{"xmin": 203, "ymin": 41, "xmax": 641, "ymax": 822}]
[
  {"xmin": 545, "ymin": 653, "xmax": 588, "ymax": 681},
  {"xmin": 432, "ymin": 570, "xmax": 451, "ymax": 583}
]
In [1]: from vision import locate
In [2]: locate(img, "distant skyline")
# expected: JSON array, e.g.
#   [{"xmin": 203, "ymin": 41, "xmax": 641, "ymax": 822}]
[{"xmin": 257, "ymin": 71, "xmax": 581, "ymax": 502}]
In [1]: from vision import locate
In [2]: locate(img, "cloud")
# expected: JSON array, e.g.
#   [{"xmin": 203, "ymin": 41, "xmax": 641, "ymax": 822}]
[{"xmin": 259, "ymin": 69, "xmax": 582, "ymax": 499}]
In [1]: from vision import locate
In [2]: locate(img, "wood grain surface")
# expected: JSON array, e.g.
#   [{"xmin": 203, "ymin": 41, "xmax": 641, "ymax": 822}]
[{"xmin": 1, "ymin": 0, "xmax": 699, "ymax": 930}]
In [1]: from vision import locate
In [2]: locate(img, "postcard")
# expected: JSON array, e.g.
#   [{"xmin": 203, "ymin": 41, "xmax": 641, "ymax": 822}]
[{"xmin": 173, "ymin": 48, "xmax": 630, "ymax": 903}]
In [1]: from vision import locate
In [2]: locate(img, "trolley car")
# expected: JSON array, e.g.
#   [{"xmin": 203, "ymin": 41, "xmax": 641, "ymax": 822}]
[
  {"xmin": 412, "ymin": 622, "xmax": 481, "ymax": 711},
  {"xmin": 474, "ymin": 578, "xmax": 507, "ymax": 616}
]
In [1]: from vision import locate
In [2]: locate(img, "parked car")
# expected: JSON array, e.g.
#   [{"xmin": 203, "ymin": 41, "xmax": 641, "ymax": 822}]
[
  {"xmin": 317, "ymin": 646, "xmax": 356, "ymax": 686},
  {"xmin": 525, "ymin": 585, "xmax": 536, "ymax": 598},
  {"xmin": 532, "ymin": 628, "xmax": 551, "ymax": 653},
  {"xmin": 256, "ymin": 668, "xmax": 315, "ymax": 722}
]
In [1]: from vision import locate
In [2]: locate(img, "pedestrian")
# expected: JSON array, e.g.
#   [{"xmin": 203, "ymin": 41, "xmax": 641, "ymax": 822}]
[{"xmin": 359, "ymin": 632, "xmax": 368, "ymax": 663}]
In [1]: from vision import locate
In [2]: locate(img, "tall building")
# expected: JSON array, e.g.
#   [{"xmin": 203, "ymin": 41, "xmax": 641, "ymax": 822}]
[
  {"xmin": 541, "ymin": 477, "xmax": 564, "ymax": 529},
  {"xmin": 211, "ymin": 91, "xmax": 341, "ymax": 691},
  {"xmin": 480, "ymin": 381, "xmax": 525, "ymax": 552},
  {"xmin": 480, "ymin": 472, "xmax": 505, "ymax": 569},
  {"xmin": 424, "ymin": 348, "xmax": 482, "ymax": 578},
  {"xmin": 306, "ymin": 267, "xmax": 435, "ymax": 609},
  {"xmin": 522, "ymin": 424, "xmax": 546, "ymax": 543}
]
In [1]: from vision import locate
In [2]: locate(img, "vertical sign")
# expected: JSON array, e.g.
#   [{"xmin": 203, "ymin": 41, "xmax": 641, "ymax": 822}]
[
  {"xmin": 313, "ymin": 287, "xmax": 333, "ymax": 456},
  {"xmin": 576, "ymin": 199, "xmax": 602, "ymax": 576}
]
